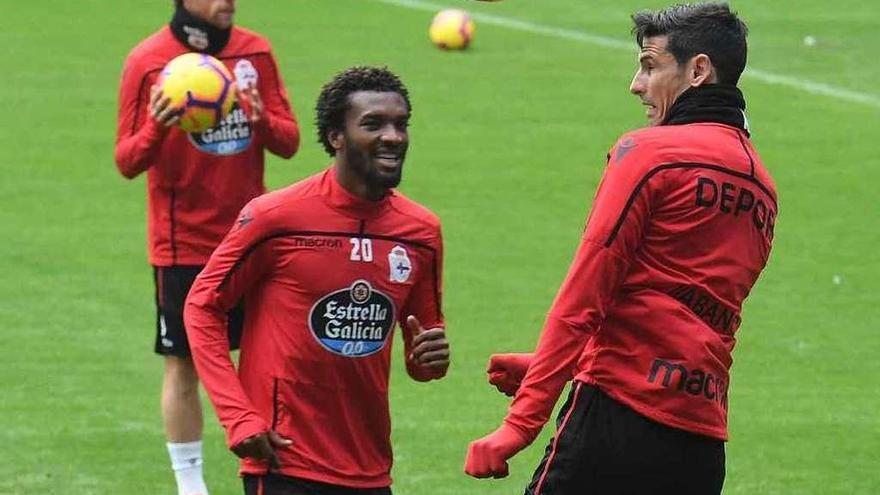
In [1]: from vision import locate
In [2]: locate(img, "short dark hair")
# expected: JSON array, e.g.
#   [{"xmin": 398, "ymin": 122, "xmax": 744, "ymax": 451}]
[
  {"xmin": 631, "ymin": 2, "xmax": 748, "ymax": 85},
  {"xmin": 315, "ymin": 66, "xmax": 412, "ymax": 156}
]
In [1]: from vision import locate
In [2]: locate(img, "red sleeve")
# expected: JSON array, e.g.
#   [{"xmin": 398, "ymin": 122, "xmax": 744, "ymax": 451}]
[
  {"xmin": 114, "ymin": 54, "xmax": 168, "ymax": 179},
  {"xmin": 399, "ymin": 228, "xmax": 445, "ymax": 381},
  {"xmin": 505, "ymin": 134, "xmax": 658, "ymax": 441},
  {"xmin": 253, "ymin": 48, "xmax": 299, "ymax": 159},
  {"xmin": 184, "ymin": 201, "xmax": 276, "ymax": 448}
]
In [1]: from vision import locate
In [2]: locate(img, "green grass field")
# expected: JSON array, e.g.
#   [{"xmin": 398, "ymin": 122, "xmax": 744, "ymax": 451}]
[{"xmin": 2, "ymin": 0, "xmax": 878, "ymax": 493}]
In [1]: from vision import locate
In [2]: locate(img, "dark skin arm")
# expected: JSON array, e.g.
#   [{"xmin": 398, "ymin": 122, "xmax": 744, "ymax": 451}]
[
  {"xmin": 231, "ymin": 431, "xmax": 292, "ymax": 469},
  {"xmin": 407, "ymin": 315, "xmax": 450, "ymax": 374}
]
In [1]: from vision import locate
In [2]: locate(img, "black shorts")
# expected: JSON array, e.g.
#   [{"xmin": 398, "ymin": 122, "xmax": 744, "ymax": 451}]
[
  {"xmin": 153, "ymin": 265, "xmax": 244, "ymax": 357},
  {"xmin": 525, "ymin": 382, "xmax": 725, "ymax": 495},
  {"xmin": 243, "ymin": 473, "xmax": 392, "ymax": 495}
]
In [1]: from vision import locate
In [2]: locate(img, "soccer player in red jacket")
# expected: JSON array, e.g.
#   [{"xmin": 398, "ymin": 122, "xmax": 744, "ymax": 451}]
[
  {"xmin": 184, "ymin": 66, "xmax": 450, "ymax": 495},
  {"xmin": 466, "ymin": 3, "xmax": 777, "ymax": 494},
  {"xmin": 114, "ymin": 1, "xmax": 299, "ymax": 493}
]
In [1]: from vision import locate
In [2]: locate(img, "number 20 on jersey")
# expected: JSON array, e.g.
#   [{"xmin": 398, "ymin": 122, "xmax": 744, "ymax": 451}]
[{"xmin": 350, "ymin": 238, "xmax": 373, "ymax": 262}]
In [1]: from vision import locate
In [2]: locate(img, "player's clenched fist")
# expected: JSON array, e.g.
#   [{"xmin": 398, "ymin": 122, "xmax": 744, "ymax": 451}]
[
  {"xmin": 464, "ymin": 424, "xmax": 530, "ymax": 479},
  {"xmin": 487, "ymin": 352, "xmax": 533, "ymax": 396}
]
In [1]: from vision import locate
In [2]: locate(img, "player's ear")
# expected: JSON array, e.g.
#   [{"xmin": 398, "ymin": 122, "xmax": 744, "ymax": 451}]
[
  {"xmin": 328, "ymin": 129, "xmax": 345, "ymax": 151},
  {"xmin": 690, "ymin": 53, "xmax": 715, "ymax": 87}
]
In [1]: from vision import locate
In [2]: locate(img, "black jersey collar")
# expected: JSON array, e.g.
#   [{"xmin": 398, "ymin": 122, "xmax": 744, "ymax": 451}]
[
  {"xmin": 663, "ymin": 84, "xmax": 750, "ymax": 136},
  {"xmin": 169, "ymin": 4, "xmax": 231, "ymax": 55}
]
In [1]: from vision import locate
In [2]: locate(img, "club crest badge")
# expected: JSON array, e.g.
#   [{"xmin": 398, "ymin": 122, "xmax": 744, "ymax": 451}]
[
  {"xmin": 388, "ymin": 245, "xmax": 412, "ymax": 283},
  {"xmin": 234, "ymin": 59, "xmax": 258, "ymax": 90},
  {"xmin": 350, "ymin": 280, "xmax": 371, "ymax": 303}
]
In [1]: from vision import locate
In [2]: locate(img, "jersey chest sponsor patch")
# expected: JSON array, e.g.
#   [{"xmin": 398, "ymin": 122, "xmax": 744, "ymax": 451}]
[
  {"xmin": 188, "ymin": 57, "xmax": 259, "ymax": 156},
  {"xmin": 308, "ymin": 280, "xmax": 395, "ymax": 357},
  {"xmin": 188, "ymin": 101, "xmax": 252, "ymax": 156}
]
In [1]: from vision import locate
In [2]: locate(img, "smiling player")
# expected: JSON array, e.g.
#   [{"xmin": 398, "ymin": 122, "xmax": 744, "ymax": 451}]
[{"xmin": 184, "ymin": 66, "xmax": 450, "ymax": 495}]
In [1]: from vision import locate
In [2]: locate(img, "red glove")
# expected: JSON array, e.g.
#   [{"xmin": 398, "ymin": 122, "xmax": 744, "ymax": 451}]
[
  {"xmin": 487, "ymin": 353, "xmax": 533, "ymax": 397},
  {"xmin": 464, "ymin": 423, "xmax": 530, "ymax": 479}
]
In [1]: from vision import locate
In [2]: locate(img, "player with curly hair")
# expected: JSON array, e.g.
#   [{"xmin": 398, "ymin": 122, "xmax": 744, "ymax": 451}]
[{"xmin": 185, "ymin": 65, "xmax": 450, "ymax": 495}]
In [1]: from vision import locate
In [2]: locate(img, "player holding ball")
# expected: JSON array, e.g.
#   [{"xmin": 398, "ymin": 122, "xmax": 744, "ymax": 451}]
[{"xmin": 114, "ymin": 1, "xmax": 299, "ymax": 494}]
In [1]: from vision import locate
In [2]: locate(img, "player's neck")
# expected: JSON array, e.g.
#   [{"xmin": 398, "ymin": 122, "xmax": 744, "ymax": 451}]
[
  {"xmin": 169, "ymin": 5, "xmax": 232, "ymax": 55},
  {"xmin": 662, "ymin": 84, "xmax": 748, "ymax": 135},
  {"xmin": 333, "ymin": 164, "xmax": 387, "ymax": 203}
]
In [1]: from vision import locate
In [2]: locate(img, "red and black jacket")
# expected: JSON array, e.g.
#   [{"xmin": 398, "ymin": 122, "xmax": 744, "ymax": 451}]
[
  {"xmin": 114, "ymin": 25, "xmax": 299, "ymax": 266},
  {"xmin": 507, "ymin": 86, "xmax": 777, "ymax": 441}
]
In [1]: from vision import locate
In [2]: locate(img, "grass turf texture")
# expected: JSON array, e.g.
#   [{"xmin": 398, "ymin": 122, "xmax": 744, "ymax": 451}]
[{"xmin": 1, "ymin": 0, "xmax": 877, "ymax": 493}]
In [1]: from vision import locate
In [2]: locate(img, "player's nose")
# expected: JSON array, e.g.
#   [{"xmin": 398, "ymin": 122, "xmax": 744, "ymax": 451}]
[
  {"xmin": 629, "ymin": 73, "xmax": 644, "ymax": 95},
  {"xmin": 380, "ymin": 125, "xmax": 406, "ymax": 145}
]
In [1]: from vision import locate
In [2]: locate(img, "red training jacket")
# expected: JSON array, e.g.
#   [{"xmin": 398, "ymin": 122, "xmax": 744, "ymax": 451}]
[
  {"xmin": 507, "ymin": 123, "xmax": 777, "ymax": 441},
  {"xmin": 184, "ymin": 168, "xmax": 445, "ymax": 488},
  {"xmin": 114, "ymin": 25, "xmax": 299, "ymax": 266}
]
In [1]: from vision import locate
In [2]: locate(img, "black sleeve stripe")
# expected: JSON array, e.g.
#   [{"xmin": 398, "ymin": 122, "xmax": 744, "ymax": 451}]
[
  {"xmin": 736, "ymin": 131, "xmax": 756, "ymax": 177},
  {"xmin": 169, "ymin": 188, "xmax": 178, "ymax": 265},
  {"xmin": 216, "ymin": 230, "xmax": 437, "ymax": 276},
  {"xmin": 130, "ymin": 67, "xmax": 164, "ymax": 136},
  {"xmin": 430, "ymin": 249, "xmax": 442, "ymax": 323},
  {"xmin": 604, "ymin": 162, "xmax": 777, "ymax": 248},
  {"xmin": 271, "ymin": 378, "xmax": 280, "ymax": 430}
]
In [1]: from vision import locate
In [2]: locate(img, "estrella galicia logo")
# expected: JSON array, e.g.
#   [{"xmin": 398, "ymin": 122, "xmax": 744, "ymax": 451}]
[
  {"xmin": 188, "ymin": 101, "xmax": 252, "ymax": 156},
  {"xmin": 308, "ymin": 280, "xmax": 395, "ymax": 357}
]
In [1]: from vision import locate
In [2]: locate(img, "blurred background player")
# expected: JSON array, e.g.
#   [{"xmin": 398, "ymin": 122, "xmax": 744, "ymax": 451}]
[
  {"xmin": 466, "ymin": 3, "xmax": 777, "ymax": 494},
  {"xmin": 184, "ymin": 66, "xmax": 450, "ymax": 495},
  {"xmin": 113, "ymin": 1, "xmax": 299, "ymax": 493}
]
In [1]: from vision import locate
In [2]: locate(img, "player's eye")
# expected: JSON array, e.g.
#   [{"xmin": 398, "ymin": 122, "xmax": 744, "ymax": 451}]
[{"xmin": 361, "ymin": 120, "xmax": 381, "ymax": 131}]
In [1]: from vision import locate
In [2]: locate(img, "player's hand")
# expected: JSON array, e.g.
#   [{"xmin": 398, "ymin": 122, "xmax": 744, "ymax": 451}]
[
  {"xmin": 465, "ymin": 423, "xmax": 530, "ymax": 479},
  {"xmin": 149, "ymin": 84, "xmax": 181, "ymax": 128},
  {"xmin": 237, "ymin": 82, "xmax": 264, "ymax": 124},
  {"xmin": 487, "ymin": 353, "xmax": 533, "ymax": 397},
  {"xmin": 231, "ymin": 430, "xmax": 292, "ymax": 469},
  {"xmin": 407, "ymin": 315, "xmax": 450, "ymax": 373}
]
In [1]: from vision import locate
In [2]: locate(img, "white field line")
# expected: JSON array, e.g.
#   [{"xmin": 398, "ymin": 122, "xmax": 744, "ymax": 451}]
[{"xmin": 375, "ymin": 0, "xmax": 880, "ymax": 109}]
